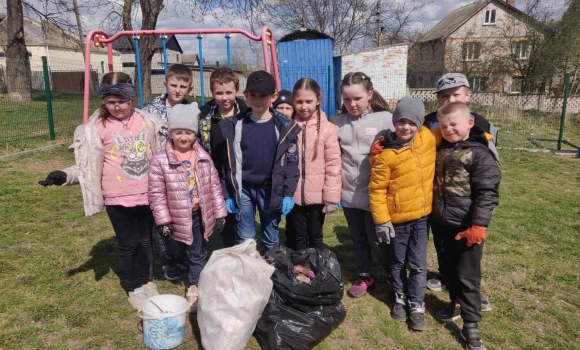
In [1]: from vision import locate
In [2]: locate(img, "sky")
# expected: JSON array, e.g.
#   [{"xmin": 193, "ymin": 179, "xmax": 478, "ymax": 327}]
[{"xmin": 2, "ymin": 0, "xmax": 567, "ymax": 61}]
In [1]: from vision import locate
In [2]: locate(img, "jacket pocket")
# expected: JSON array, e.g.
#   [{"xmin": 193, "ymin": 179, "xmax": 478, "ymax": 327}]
[{"xmin": 394, "ymin": 192, "xmax": 401, "ymax": 213}]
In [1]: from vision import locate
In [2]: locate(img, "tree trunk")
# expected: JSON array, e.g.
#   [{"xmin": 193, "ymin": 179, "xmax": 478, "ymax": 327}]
[
  {"xmin": 72, "ymin": 0, "xmax": 85, "ymax": 60},
  {"xmin": 122, "ymin": 0, "xmax": 163, "ymax": 105},
  {"xmin": 6, "ymin": 0, "xmax": 32, "ymax": 102}
]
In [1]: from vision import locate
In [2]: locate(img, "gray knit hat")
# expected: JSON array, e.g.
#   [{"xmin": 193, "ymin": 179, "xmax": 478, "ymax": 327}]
[
  {"xmin": 168, "ymin": 103, "xmax": 200, "ymax": 134},
  {"xmin": 392, "ymin": 97, "xmax": 425, "ymax": 127}
]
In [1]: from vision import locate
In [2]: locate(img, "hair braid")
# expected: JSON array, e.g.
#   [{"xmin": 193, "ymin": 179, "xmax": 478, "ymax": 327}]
[{"xmin": 311, "ymin": 105, "xmax": 321, "ymax": 162}]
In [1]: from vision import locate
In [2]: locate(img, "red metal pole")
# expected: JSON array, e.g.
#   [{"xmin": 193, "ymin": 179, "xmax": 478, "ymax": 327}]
[
  {"xmin": 107, "ymin": 43, "xmax": 114, "ymax": 72},
  {"xmin": 260, "ymin": 27, "xmax": 271, "ymax": 75},
  {"xmin": 268, "ymin": 29, "xmax": 281, "ymax": 92}
]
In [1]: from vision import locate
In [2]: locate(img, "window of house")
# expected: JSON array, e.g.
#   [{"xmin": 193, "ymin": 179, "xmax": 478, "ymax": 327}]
[
  {"xmin": 431, "ymin": 45, "xmax": 436, "ymax": 60},
  {"xmin": 122, "ymin": 62, "xmax": 136, "ymax": 68},
  {"xmin": 27, "ymin": 52, "xmax": 32, "ymax": 57},
  {"xmin": 484, "ymin": 9, "xmax": 496, "ymax": 24},
  {"xmin": 0, "ymin": 52, "xmax": 5, "ymax": 58},
  {"xmin": 515, "ymin": 40, "xmax": 529, "ymax": 59},
  {"xmin": 176, "ymin": 54, "xmax": 179, "ymax": 62},
  {"xmin": 418, "ymin": 76, "xmax": 424, "ymax": 87},
  {"xmin": 463, "ymin": 42, "xmax": 482, "ymax": 60},
  {"xmin": 469, "ymin": 77, "xmax": 488, "ymax": 92}
]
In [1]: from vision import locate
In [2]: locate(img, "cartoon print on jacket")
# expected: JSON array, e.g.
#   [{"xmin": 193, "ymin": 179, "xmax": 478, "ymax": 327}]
[{"xmin": 113, "ymin": 129, "xmax": 149, "ymax": 180}]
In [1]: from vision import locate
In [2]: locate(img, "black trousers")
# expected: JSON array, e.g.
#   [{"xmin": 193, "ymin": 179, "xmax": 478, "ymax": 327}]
[
  {"xmin": 220, "ymin": 213, "xmax": 237, "ymax": 248},
  {"xmin": 432, "ymin": 222, "xmax": 484, "ymax": 323},
  {"xmin": 285, "ymin": 204, "xmax": 325, "ymax": 251},
  {"xmin": 106, "ymin": 205, "xmax": 154, "ymax": 292},
  {"xmin": 390, "ymin": 216, "xmax": 428, "ymax": 304},
  {"xmin": 430, "ymin": 220, "xmax": 446, "ymax": 280},
  {"xmin": 343, "ymin": 207, "xmax": 390, "ymax": 278}
]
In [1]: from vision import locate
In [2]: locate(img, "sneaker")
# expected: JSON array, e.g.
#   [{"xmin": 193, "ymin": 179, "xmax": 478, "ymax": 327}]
[
  {"xmin": 347, "ymin": 277, "xmax": 375, "ymax": 298},
  {"xmin": 408, "ymin": 301, "xmax": 426, "ymax": 331},
  {"xmin": 128, "ymin": 287, "xmax": 148, "ymax": 310},
  {"xmin": 143, "ymin": 282, "xmax": 159, "ymax": 298},
  {"xmin": 186, "ymin": 285, "xmax": 199, "ymax": 313},
  {"xmin": 462, "ymin": 323, "xmax": 486, "ymax": 350},
  {"xmin": 427, "ymin": 278, "xmax": 446, "ymax": 292},
  {"xmin": 436, "ymin": 302, "xmax": 461, "ymax": 322},
  {"xmin": 392, "ymin": 293, "xmax": 407, "ymax": 321},
  {"xmin": 162, "ymin": 265, "xmax": 181, "ymax": 281},
  {"xmin": 481, "ymin": 294, "xmax": 492, "ymax": 312}
]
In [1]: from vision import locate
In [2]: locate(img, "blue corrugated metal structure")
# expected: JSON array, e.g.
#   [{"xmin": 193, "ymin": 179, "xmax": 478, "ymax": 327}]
[{"xmin": 277, "ymin": 29, "xmax": 335, "ymax": 116}]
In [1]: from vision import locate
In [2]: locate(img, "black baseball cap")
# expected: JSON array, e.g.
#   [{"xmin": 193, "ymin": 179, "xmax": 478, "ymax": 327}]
[
  {"xmin": 244, "ymin": 70, "xmax": 276, "ymax": 95},
  {"xmin": 273, "ymin": 90, "xmax": 293, "ymax": 108}
]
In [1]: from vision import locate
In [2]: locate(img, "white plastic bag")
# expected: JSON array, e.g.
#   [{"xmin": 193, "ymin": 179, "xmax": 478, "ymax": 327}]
[{"xmin": 197, "ymin": 240, "xmax": 275, "ymax": 350}]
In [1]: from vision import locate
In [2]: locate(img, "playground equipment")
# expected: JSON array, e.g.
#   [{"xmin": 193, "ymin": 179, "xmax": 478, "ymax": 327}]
[{"xmin": 83, "ymin": 27, "xmax": 280, "ymax": 123}]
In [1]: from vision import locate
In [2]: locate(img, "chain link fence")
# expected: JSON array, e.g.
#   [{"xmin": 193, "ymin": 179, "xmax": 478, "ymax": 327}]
[{"xmin": 1, "ymin": 56, "xmax": 578, "ymax": 152}]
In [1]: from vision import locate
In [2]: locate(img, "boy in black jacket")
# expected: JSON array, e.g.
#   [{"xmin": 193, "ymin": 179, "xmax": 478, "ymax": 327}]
[
  {"xmin": 220, "ymin": 70, "xmax": 300, "ymax": 251},
  {"xmin": 425, "ymin": 73, "xmax": 497, "ymax": 313},
  {"xmin": 198, "ymin": 68, "xmax": 248, "ymax": 247},
  {"xmin": 431, "ymin": 102, "xmax": 500, "ymax": 350}
]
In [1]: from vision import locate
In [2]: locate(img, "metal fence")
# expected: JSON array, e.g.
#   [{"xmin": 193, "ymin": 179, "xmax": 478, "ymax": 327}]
[{"xmin": 1, "ymin": 57, "xmax": 578, "ymax": 152}]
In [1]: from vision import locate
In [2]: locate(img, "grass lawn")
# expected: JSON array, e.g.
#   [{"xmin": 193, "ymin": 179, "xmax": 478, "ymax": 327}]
[{"xmin": 1, "ymin": 148, "xmax": 579, "ymax": 349}]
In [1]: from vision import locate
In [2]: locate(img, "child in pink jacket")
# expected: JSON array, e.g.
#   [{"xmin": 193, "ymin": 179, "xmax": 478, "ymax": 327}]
[
  {"xmin": 285, "ymin": 78, "xmax": 342, "ymax": 250},
  {"xmin": 149, "ymin": 104, "xmax": 227, "ymax": 312}
]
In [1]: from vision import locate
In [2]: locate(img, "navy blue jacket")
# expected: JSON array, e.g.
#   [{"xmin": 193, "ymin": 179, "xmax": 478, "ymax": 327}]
[{"xmin": 219, "ymin": 108, "xmax": 300, "ymax": 213}]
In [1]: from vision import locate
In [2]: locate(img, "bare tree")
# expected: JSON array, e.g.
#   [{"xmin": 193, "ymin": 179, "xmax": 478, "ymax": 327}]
[
  {"xmin": 368, "ymin": 0, "xmax": 432, "ymax": 47},
  {"xmin": 6, "ymin": 0, "xmax": 32, "ymax": 102},
  {"xmin": 249, "ymin": 0, "xmax": 375, "ymax": 54}
]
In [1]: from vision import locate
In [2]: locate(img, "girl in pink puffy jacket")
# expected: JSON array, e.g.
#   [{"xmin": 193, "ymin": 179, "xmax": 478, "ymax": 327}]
[
  {"xmin": 148, "ymin": 104, "xmax": 227, "ymax": 313},
  {"xmin": 285, "ymin": 78, "xmax": 342, "ymax": 251}
]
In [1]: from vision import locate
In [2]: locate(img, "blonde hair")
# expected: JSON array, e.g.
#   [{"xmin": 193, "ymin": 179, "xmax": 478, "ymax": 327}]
[
  {"xmin": 340, "ymin": 72, "xmax": 391, "ymax": 114},
  {"xmin": 437, "ymin": 101, "xmax": 471, "ymax": 119},
  {"xmin": 98, "ymin": 72, "xmax": 133, "ymax": 126},
  {"xmin": 293, "ymin": 78, "xmax": 322, "ymax": 161}
]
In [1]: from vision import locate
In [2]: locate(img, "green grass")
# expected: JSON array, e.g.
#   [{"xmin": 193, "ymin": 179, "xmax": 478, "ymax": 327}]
[
  {"xmin": 1, "ymin": 149, "xmax": 579, "ymax": 349},
  {"xmin": 0, "ymin": 93, "xmax": 206, "ymax": 155}
]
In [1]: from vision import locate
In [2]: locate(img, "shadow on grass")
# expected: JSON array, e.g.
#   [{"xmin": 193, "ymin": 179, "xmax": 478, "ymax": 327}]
[{"xmin": 67, "ymin": 237, "xmax": 120, "ymax": 282}]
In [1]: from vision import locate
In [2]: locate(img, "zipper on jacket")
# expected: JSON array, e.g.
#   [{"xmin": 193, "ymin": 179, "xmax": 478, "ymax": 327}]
[
  {"xmin": 354, "ymin": 117, "xmax": 360, "ymax": 208},
  {"xmin": 441, "ymin": 149, "xmax": 453, "ymax": 226},
  {"xmin": 301, "ymin": 124, "xmax": 306, "ymax": 206},
  {"xmin": 412, "ymin": 145, "xmax": 426, "ymax": 215},
  {"xmin": 225, "ymin": 138, "xmax": 239, "ymax": 207}
]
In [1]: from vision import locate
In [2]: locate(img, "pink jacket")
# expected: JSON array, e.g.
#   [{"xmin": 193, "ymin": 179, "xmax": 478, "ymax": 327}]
[
  {"xmin": 149, "ymin": 141, "xmax": 227, "ymax": 245},
  {"xmin": 293, "ymin": 111, "xmax": 342, "ymax": 206}
]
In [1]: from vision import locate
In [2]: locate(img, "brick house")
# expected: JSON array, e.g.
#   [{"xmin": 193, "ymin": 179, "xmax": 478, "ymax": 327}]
[{"xmin": 408, "ymin": 0, "xmax": 543, "ymax": 92}]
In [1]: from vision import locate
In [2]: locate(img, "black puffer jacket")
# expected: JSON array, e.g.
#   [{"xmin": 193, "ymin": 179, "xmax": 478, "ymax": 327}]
[{"xmin": 431, "ymin": 127, "xmax": 501, "ymax": 229}]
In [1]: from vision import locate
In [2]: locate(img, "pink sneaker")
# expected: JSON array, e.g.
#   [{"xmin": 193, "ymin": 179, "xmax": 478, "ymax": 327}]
[{"xmin": 347, "ymin": 277, "xmax": 375, "ymax": 298}]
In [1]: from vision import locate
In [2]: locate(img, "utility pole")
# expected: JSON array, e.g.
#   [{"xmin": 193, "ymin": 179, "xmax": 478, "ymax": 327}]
[{"xmin": 376, "ymin": 1, "xmax": 381, "ymax": 47}]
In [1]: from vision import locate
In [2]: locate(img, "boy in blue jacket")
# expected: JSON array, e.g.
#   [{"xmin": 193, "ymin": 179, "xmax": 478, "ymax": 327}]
[{"xmin": 220, "ymin": 71, "xmax": 300, "ymax": 251}]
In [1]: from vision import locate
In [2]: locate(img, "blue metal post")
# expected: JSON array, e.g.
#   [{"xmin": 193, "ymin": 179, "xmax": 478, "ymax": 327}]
[
  {"xmin": 198, "ymin": 34, "xmax": 205, "ymax": 105},
  {"xmin": 134, "ymin": 35, "xmax": 144, "ymax": 109},
  {"xmin": 225, "ymin": 33, "xmax": 231, "ymax": 69},
  {"xmin": 161, "ymin": 34, "xmax": 169, "ymax": 89}
]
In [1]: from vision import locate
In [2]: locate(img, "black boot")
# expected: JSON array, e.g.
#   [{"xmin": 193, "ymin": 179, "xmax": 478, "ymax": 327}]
[{"xmin": 462, "ymin": 322, "xmax": 486, "ymax": 350}]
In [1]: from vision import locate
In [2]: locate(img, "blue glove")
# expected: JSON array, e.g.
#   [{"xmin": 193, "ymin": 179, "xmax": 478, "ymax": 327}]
[
  {"xmin": 281, "ymin": 197, "xmax": 294, "ymax": 217},
  {"xmin": 225, "ymin": 199, "xmax": 238, "ymax": 214},
  {"xmin": 337, "ymin": 201, "xmax": 343, "ymax": 209}
]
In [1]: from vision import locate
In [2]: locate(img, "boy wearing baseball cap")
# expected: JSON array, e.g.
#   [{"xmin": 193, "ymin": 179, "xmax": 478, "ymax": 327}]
[{"xmin": 219, "ymin": 70, "xmax": 300, "ymax": 251}]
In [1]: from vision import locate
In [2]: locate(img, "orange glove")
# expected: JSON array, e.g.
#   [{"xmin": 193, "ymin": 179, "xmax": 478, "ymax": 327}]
[
  {"xmin": 371, "ymin": 136, "xmax": 385, "ymax": 155},
  {"xmin": 455, "ymin": 225, "xmax": 487, "ymax": 247}
]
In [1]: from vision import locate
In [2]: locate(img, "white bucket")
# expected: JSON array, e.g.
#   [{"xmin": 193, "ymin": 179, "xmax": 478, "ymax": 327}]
[{"xmin": 138, "ymin": 294, "xmax": 189, "ymax": 349}]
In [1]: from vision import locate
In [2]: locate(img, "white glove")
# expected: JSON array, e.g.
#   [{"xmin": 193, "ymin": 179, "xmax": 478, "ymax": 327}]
[
  {"xmin": 376, "ymin": 222, "xmax": 395, "ymax": 244},
  {"xmin": 322, "ymin": 202, "xmax": 338, "ymax": 215}
]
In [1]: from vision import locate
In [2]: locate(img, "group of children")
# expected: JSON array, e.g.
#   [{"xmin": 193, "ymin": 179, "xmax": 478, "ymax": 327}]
[{"xmin": 41, "ymin": 63, "xmax": 499, "ymax": 349}]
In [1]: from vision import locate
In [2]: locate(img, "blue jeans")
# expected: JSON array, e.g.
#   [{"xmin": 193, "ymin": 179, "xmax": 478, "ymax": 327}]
[{"xmin": 237, "ymin": 182, "xmax": 281, "ymax": 251}]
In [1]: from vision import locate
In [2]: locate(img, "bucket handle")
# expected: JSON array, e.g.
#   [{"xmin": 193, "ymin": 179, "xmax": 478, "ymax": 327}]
[{"xmin": 138, "ymin": 309, "xmax": 167, "ymax": 320}]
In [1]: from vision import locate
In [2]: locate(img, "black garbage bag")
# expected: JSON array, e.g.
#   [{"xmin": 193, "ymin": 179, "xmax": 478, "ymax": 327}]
[
  {"xmin": 264, "ymin": 246, "xmax": 344, "ymax": 307},
  {"xmin": 254, "ymin": 246, "xmax": 347, "ymax": 350}
]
